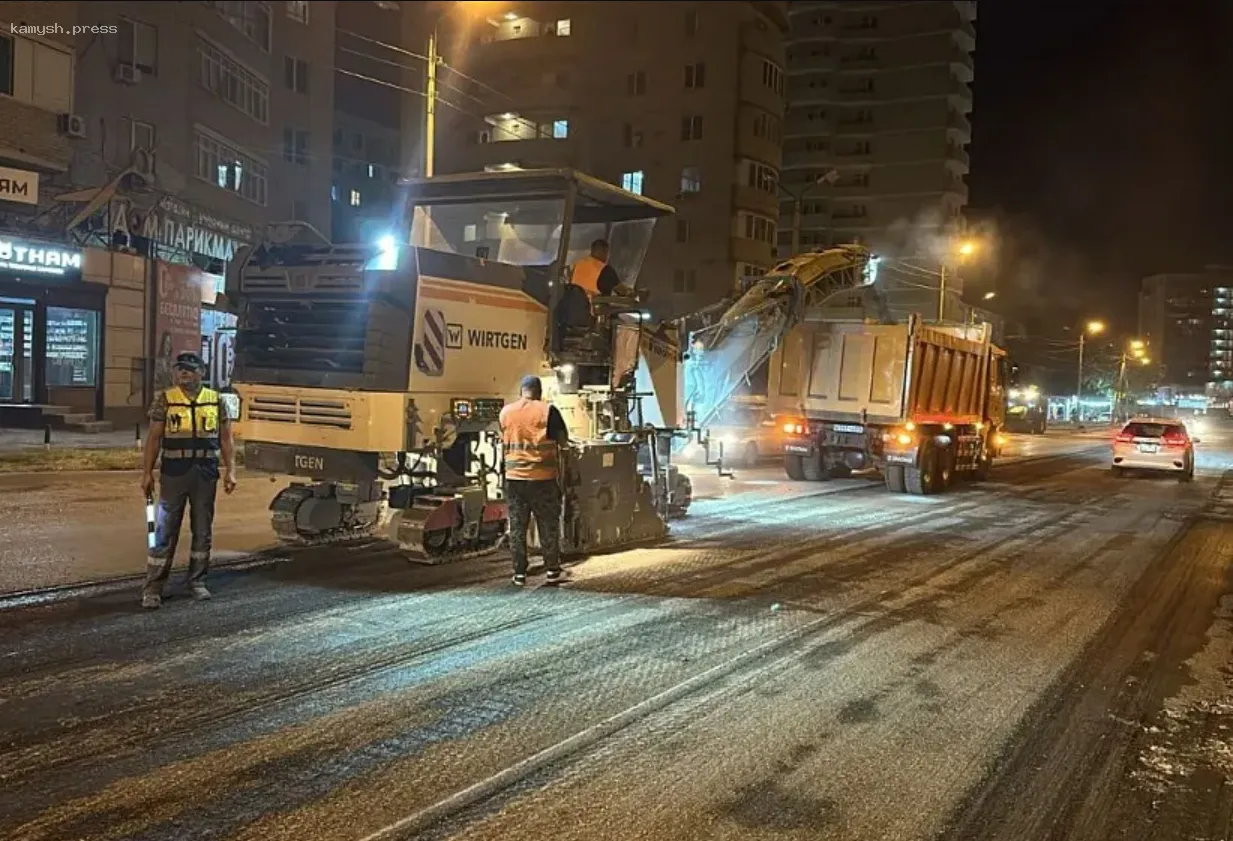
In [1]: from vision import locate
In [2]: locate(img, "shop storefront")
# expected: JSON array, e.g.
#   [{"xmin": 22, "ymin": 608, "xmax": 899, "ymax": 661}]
[{"xmin": 0, "ymin": 236, "xmax": 102, "ymax": 416}]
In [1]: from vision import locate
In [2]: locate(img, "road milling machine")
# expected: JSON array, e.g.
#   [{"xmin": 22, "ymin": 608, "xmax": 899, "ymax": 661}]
[{"xmin": 229, "ymin": 169, "xmax": 699, "ymax": 563}]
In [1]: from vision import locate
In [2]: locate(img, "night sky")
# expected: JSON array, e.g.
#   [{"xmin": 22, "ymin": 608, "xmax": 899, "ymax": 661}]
[{"xmin": 967, "ymin": 0, "xmax": 1233, "ymax": 335}]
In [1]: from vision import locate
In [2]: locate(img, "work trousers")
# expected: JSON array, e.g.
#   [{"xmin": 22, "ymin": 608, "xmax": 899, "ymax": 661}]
[
  {"xmin": 142, "ymin": 466, "xmax": 218, "ymax": 596},
  {"xmin": 506, "ymin": 479, "xmax": 562, "ymax": 576}
]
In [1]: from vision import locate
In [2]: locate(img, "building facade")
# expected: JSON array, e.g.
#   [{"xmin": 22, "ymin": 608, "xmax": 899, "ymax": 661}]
[
  {"xmin": 1139, "ymin": 269, "xmax": 1233, "ymax": 399},
  {"xmin": 782, "ymin": 0, "xmax": 975, "ymax": 319},
  {"xmin": 432, "ymin": 1, "xmax": 790, "ymax": 318},
  {"xmin": 72, "ymin": 0, "xmax": 336, "ymax": 245}
]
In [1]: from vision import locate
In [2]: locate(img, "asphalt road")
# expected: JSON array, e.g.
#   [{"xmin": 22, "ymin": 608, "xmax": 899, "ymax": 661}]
[{"xmin": 2, "ymin": 427, "xmax": 1232, "ymax": 840}]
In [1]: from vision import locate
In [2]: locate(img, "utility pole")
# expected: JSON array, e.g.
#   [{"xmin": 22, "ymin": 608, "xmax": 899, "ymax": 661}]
[
  {"xmin": 937, "ymin": 263, "xmax": 947, "ymax": 322},
  {"xmin": 424, "ymin": 28, "xmax": 439, "ymax": 179},
  {"xmin": 1076, "ymin": 331, "xmax": 1092, "ymax": 423}
]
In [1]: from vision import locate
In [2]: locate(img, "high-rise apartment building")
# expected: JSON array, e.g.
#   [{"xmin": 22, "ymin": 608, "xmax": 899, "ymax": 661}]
[
  {"xmin": 432, "ymin": 1, "xmax": 790, "ymax": 318},
  {"xmin": 782, "ymin": 0, "xmax": 975, "ymax": 319},
  {"xmin": 72, "ymin": 0, "xmax": 337, "ymax": 259},
  {"xmin": 1139, "ymin": 268, "xmax": 1233, "ymax": 398},
  {"xmin": 332, "ymin": 0, "xmax": 408, "ymax": 243}
]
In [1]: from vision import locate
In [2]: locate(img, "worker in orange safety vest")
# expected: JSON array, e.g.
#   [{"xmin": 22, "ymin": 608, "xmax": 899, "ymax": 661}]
[{"xmin": 499, "ymin": 374, "xmax": 570, "ymax": 587}]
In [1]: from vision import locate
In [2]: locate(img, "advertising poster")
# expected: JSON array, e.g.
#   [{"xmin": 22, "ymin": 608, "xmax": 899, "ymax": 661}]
[
  {"xmin": 153, "ymin": 262, "xmax": 202, "ymax": 391},
  {"xmin": 200, "ymin": 309, "xmax": 237, "ymax": 390}
]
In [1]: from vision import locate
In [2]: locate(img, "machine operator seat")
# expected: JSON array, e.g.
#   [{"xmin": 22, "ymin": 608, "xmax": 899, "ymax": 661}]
[{"xmin": 553, "ymin": 282, "xmax": 606, "ymax": 355}]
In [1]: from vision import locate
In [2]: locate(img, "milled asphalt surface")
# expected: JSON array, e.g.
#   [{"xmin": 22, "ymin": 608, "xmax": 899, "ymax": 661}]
[{"xmin": 1, "ymin": 427, "xmax": 1232, "ymax": 840}]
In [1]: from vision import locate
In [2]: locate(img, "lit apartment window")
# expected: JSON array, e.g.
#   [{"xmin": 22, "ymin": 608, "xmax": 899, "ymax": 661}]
[
  {"xmin": 681, "ymin": 115, "xmax": 703, "ymax": 141},
  {"xmin": 553, "ymin": 119, "xmax": 569, "ymax": 139},
  {"xmin": 198, "ymin": 39, "xmax": 269, "ymax": 123},
  {"xmin": 627, "ymin": 70, "xmax": 646, "ymax": 96},
  {"xmin": 284, "ymin": 56, "xmax": 309, "ymax": 94},
  {"xmin": 684, "ymin": 63, "xmax": 705, "ymax": 89},
  {"xmin": 283, "ymin": 128, "xmax": 309, "ymax": 165},
  {"xmin": 331, "ymin": 184, "xmax": 338, "ymax": 201},
  {"xmin": 119, "ymin": 18, "xmax": 158, "ymax": 74},
  {"xmin": 0, "ymin": 34, "xmax": 72, "ymax": 112},
  {"xmin": 286, "ymin": 0, "xmax": 308, "ymax": 23},
  {"xmin": 350, "ymin": 189, "xmax": 361, "ymax": 207},
  {"xmin": 195, "ymin": 128, "xmax": 267, "ymax": 205},
  {"xmin": 621, "ymin": 170, "xmax": 644, "ymax": 195},
  {"xmin": 676, "ymin": 219, "xmax": 690, "ymax": 243},
  {"xmin": 554, "ymin": 18, "xmax": 571, "ymax": 36},
  {"xmin": 680, "ymin": 166, "xmax": 701, "ymax": 194},
  {"xmin": 202, "ymin": 1, "xmax": 272, "ymax": 52}
]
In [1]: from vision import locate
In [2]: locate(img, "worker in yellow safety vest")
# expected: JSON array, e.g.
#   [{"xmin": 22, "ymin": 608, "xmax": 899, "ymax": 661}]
[
  {"xmin": 139, "ymin": 351, "xmax": 237, "ymax": 609},
  {"xmin": 499, "ymin": 374, "xmax": 570, "ymax": 587},
  {"xmin": 570, "ymin": 238, "xmax": 623, "ymax": 300}
]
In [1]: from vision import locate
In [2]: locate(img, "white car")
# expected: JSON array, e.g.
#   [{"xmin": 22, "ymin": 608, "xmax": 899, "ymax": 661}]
[{"xmin": 1111, "ymin": 417, "xmax": 1197, "ymax": 481}]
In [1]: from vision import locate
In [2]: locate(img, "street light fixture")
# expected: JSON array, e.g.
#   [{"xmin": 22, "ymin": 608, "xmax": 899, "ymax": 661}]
[{"xmin": 982, "ymin": 291, "xmax": 996, "ymax": 300}]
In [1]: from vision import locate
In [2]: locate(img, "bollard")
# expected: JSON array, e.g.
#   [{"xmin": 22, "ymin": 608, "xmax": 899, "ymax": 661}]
[{"xmin": 43, "ymin": 424, "xmax": 51, "ymax": 449}]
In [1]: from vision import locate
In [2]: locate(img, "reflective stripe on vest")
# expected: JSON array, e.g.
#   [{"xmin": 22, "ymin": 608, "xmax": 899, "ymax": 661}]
[
  {"xmin": 499, "ymin": 398, "xmax": 558, "ymax": 481},
  {"xmin": 571, "ymin": 256, "xmax": 604, "ymax": 297},
  {"xmin": 162, "ymin": 385, "xmax": 222, "ymax": 462}
]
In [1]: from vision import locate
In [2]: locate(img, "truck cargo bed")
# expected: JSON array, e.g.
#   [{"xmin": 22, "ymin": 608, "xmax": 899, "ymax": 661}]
[{"xmin": 769, "ymin": 319, "xmax": 994, "ymax": 426}]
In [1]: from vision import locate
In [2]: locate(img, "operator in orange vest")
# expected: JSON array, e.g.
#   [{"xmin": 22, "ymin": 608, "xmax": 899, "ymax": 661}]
[
  {"xmin": 570, "ymin": 238, "xmax": 622, "ymax": 300},
  {"xmin": 499, "ymin": 374, "xmax": 570, "ymax": 586}
]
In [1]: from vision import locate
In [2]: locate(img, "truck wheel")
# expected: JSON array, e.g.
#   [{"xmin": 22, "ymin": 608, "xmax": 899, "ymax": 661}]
[
  {"xmin": 973, "ymin": 453, "xmax": 992, "ymax": 482},
  {"xmin": 802, "ymin": 453, "xmax": 828, "ymax": 481},
  {"xmin": 884, "ymin": 465, "xmax": 906, "ymax": 493},
  {"xmin": 931, "ymin": 448, "xmax": 955, "ymax": 493},
  {"xmin": 905, "ymin": 447, "xmax": 936, "ymax": 496},
  {"xmin": 784, "ymin": 454, "xmax": 805, "ymax": 481}
]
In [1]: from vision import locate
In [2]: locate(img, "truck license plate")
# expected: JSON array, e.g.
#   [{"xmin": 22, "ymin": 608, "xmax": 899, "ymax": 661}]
[{"xmin": 784, "ymin": 444, "xmax": 811, "ymax": 454}]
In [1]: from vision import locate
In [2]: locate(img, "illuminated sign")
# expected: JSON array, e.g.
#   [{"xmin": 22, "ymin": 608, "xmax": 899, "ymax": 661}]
[
  {"xmin": 0, "ymin": 166, "xmax": 38, "ymax": 205},
  {"xmin": 0, "ymin": 238, "xmax": 83, "ymax": 278}
]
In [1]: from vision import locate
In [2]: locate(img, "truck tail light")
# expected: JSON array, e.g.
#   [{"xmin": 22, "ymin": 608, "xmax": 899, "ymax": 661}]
[{"xmin": 780, "ymin": 419, "xmax": 805, "ymax": 435}]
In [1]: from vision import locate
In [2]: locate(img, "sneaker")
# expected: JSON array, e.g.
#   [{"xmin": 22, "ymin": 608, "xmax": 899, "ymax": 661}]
[
  {"xmin": 141, "ymin": 594, "xmax": 161, "ymax": 610},
  {"xmin": 544, "ymin": 569, "xmax": 566, "ymax": 586},
  {"xmin": 512, "ymin": 574, "xmax": 527, "ymax": 587},
  {"xmin": 190, "ymin": 585, "xmax": 212, "ymax": 601}
]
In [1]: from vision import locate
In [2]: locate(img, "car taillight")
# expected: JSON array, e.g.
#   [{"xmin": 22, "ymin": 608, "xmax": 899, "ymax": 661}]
[
  {"xmin": 1115, "ymin": 433, "xmax": 1134, "ymax": 443},
  {"xmin": 1162, "ymin": 431, "xmax": 1189, "ymax": 448}
]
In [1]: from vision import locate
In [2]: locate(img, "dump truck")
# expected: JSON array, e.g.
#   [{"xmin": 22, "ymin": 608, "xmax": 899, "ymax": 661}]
[{"xmin": 768, "ymin": 315, "xmax": 1008, "ymax": 495}]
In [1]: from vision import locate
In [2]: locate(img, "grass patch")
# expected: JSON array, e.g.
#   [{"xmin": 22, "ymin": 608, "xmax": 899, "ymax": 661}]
[
  {"xmin": 0, "ymin": 447, "xmax": 247, "ymax": 473},
  {"xmin": 0, "ymin": 448, "xmax": 144, "ymax": 472}
]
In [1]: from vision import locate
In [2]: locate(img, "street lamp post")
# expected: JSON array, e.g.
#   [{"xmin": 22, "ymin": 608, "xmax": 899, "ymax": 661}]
[
  {"xmin": 783, "ymin": 170, "xmax": 839, "ymax": 256},
  {"xmin": 1076, "ymin": 320, "xmax": 1105, "ymax": 422},
  {"xmin": 938, "ymin": 239, "xmax": 978, "ymax": 322}
]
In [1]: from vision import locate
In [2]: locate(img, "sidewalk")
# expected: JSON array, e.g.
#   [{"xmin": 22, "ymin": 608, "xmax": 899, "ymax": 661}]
[{"xmin": 0, "ymin": 469, "xmax": 282, "ymax": 595}]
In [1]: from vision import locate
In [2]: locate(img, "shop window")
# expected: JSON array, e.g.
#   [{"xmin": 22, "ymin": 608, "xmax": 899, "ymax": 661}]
[{"xmin": 45, "ymin": 307, "xmax": 99, "ymax": 387}]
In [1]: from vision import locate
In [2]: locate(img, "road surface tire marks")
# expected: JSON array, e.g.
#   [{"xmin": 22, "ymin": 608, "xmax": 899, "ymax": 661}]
[
  {"xmin": 353, "ymin": 475, "xmax": 1132, "ymax": 840},
  {"xmin": 938, "ymin": 473, "xmax": 1233, "ymax": 841}
]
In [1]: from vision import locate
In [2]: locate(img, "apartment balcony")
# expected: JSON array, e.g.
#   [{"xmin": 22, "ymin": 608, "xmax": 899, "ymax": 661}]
[
  {"xmin": 947, "ymin": 111, "xmax": 972, "ymax": 139},
  {"xmin": 946, "ymin": 143, "xmax": 970, "ymax": 170},
  {"xmin": 834, "ymin": 118, "xmax": 876, "ymax": 136},
  {"xmin": 442, "ymin": 137, "xmax": 578, "ymax": 174},
  {"xmin": 470, "ymin": 23, "xmax": 578, "ymax": 69},
  {"xmin": 740, "ymin": 20, "xmax": 786, "ymax": 62},
  {"xmin": 733, "ymin": 184, "xmax": 780, "ymax": 216},
  {"xmin": 835, "ymin": 84, "xmax": 878, "ymax": 103},
  {"xmin": 731, "ymin": 235, "xmax": 776, "ymax": 266}
]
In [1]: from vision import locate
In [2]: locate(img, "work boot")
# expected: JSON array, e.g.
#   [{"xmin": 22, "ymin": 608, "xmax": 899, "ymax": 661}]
[
  {"xmin": 141, "ymin": 593, "xmax": 161, "ymax": 610},
  {"xmin": 544, "ymin": 569, "xmax": 566, "ymax": 586},
  {"xmin": 190, "ymin": 585, "xmax": 212, "ymax": 601},
  {"xmin": 512, "ymin": 574, "xmax": 527, "ymax": 587}
]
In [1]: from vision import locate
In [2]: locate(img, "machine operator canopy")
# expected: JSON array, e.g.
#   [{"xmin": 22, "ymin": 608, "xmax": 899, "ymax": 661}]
[{"xmin": 401, "ymin": 168, "xmax": 675, "ymax": 289}]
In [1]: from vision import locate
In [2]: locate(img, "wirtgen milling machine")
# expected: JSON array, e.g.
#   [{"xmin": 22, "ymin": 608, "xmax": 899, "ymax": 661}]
[{"xmin": 229, "ymin": 169, "xmax": 696, "ymax": 562}]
